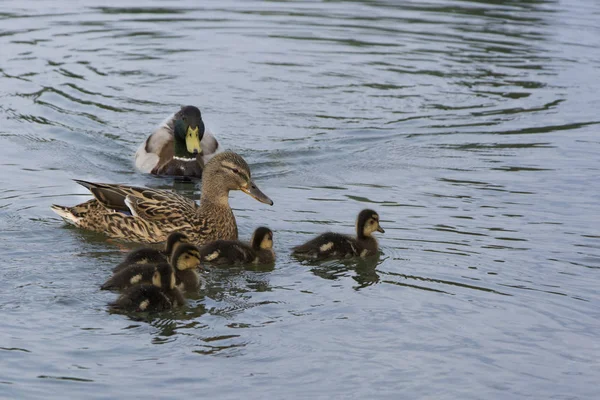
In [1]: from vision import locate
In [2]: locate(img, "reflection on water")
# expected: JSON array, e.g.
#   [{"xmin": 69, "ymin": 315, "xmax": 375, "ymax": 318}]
[
  {"xmin": 309, "ymin": 256, "xmax": 381, "ymax": 290},
  {"xmin": 1, "ymin": 0, "xmax": 600, "ymax": 398}
]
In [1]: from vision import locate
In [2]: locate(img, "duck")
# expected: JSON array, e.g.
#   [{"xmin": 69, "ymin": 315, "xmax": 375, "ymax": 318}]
[
  {"xmin": 51, "ymin": 151, "xmax": 273, "ymax": 245},
  {"xmin": 101, "ymin": 242, "xmax": 201, "ymax": 292},
  {"xmin": 199, "ymin": 226, "xmax": 275, "ymax": 266},
  {"xmin": 170, "ymin": 242, "xmax": 202, "ymax": 292},
  {"xmin": 134, "ymin": 105, "xmax": 221, "ymax": 178},
  {"xmin": 291, "ymin": 209, "xmax": 384, "ymax": 260},
  {"xmin": 108, "ymin": 265, "xmax": 185, "ymax": 313},
  {"xmin": 101, "ymin": 262, "xmax": 173, "ymax": 291},
  {"xmin": 112, "ymin": 231, "xmax": 188, "ymax": 274}
]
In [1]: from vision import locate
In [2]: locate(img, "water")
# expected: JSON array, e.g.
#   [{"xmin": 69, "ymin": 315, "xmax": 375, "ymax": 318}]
[{"xmin": 1, "ymin": 0, "xmax": 599, "ymax": 398}]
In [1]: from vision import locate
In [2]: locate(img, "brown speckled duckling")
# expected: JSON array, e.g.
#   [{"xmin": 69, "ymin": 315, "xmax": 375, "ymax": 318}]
[
  {"xmin": 198, "ymin": 227, "xmax": 275, "ymax": 266},
  {"xmin": 170, "ymin": 242, "xmax": 202, "ymax": 292},
  {"xmin": 102, "ymin": 242, "xmax": 201, "ymax": 292},
  {"xmin": 112, "ymin": 232, "xmax": 188, "ymax": 274},
  {"xmin": 102, "ymin": 262, "xmax": 172, "ymax": 291},
  {"xmin": 108, "ymin": 265, "xmax": 185, "ymax": 313},
  {"xmin": 292, "ymin": 209, "xmax": 384, "ymax": 260}
]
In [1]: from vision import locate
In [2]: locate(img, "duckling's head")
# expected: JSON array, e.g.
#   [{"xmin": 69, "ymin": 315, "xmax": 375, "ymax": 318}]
[
  {"xmin": 173, "ymin": 106, "xmax": 205, "ymax": 157},
  {"xmin": 202, "ymin": 152, "xmax": 273, "ymax": 205},
  {"xmin": 165, "ymin": 231, "xmax": 189, "ymax": 256},
  {"xmin": 356, "ymin": 209, "xmax": 385, "ymax": 239},
  {"xmin": 152, "ymin": 263, "xmax": 176, "ymax": 290},
  {"xmin": 172, "ymin": 243, "xmax": 202, "ymax": 271},
  {"xmin": 251, "ymin": 227, "xmax": 274, "ymax": 250}
]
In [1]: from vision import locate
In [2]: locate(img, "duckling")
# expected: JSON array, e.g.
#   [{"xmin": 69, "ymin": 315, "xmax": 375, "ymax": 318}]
[
  {"xmin": 135, "ymin": 105, "xmax": 221, "ymax": 178},
  {"xmin": 101, "ymin": 261, "xmax": 173, "ymax": 291},
  {"xmin": 198, "ymin": 227, "xmax": 275, "ymax": 266},
  {"xmin": 170, "ymin": 242, "xmax": 202, "ymax": 292},
  {"xmin": 102, "ymin": 242, "xmax": 201, "ymax": 292},
  {"xmin": 112, "ymin": 231, "xmax": 188, "ymax": 274},
  {"xmin": 51, "ymin": 152, "xmax": 273, "ymax": 245},
  {"xmin": 292, "ymin": 209, "xmax": 384, "ymax": 260},
  {"xmin": 108, "ymin": 267, "xmax": 185, "ymax": 312}
]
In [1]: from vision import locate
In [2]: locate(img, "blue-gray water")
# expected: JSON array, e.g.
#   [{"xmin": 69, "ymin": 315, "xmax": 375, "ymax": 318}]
[{"xmin": 1, "ymin": 0, "xmax": 599, "ymax": 398}]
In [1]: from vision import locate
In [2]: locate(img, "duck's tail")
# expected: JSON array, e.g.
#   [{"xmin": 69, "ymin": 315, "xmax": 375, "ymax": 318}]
[{"xmin": 50, "ymin": 204, "xmax": 81, "ymax": 226}]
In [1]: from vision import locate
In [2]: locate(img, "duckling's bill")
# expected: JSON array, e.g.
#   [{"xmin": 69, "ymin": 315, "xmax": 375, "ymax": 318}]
[{"xmin": 241, "ymin": 180, "xmax": 273, "ymax": 205}]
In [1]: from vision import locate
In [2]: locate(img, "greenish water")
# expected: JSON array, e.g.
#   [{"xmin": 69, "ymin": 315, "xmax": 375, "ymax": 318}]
[{"xmin": 1, "ymin": 1, "xmax": 599, "ymax": 398}]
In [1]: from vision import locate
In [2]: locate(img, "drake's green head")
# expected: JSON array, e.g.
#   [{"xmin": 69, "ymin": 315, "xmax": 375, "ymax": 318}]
[{"xmin": 173, "ymin": 105, "xmax": 205, "ymax": 158}]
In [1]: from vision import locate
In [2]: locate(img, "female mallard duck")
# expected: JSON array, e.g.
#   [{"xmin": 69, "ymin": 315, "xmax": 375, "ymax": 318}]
[
  {"xmin": 108, "ymin": 265, "xmax": 185, "ymax": 312},
  {"xmin": 112, "ymin": 231, "xmax": 188, "ymax": 274},
  {"xmin": 199, "ymin": 226, "xmax": 275, "ymax": 266},
  {"xmin": 135, "ymin": 105, "xmax": 220, "ymax": 178},
  {"xmin": 101, "ymin": 243, "xmax": 201, "ymax": 292},
  {"xmin": 51, "ymin": 152, "xmax": 273, "ymax": 245},
  {"xmin": 292, "ymin": 209, "xmax": 384, "ymax": 260}
]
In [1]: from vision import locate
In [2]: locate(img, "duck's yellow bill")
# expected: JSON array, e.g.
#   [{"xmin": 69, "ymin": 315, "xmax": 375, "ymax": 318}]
[{"xmin": 185, "ymin": 126, "xmax": 202, "ymax": 154}]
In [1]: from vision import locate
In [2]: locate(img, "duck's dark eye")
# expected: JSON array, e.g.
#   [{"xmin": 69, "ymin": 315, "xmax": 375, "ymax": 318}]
[{"xmin": 232, "ymin": 168, "xmax": 239, "ymax": 174}]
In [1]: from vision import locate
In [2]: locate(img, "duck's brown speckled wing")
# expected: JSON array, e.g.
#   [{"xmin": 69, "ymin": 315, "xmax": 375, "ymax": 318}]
[
  {"xmin": 69, "ymin": 181, "xmax": 198, "ymax": 243},
  {"xmin": 75, "ymin": 180, "xmax": 197, "ymax": 218},
  {"xmin": 123, "ymin": 190, "xmax": 197, "ymax": 224},
  {"xmin": 74, "ymin": 180, "xmax": 145, "ymax": 212},
  {"xmin": 78, "ymin": 211, "xmax": 174, "ymax": 243}
]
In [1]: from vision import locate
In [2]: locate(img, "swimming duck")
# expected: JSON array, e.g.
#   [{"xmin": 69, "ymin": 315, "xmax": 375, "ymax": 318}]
[
  {"xmin": 199, "ymin": 226, "xmax": 275, "ymax": 266},
  {"xmin": 112, "ymin": 231, "xmax": 188, "ymax": 274},
  {"xmin": 108, "ymin": 265, "xmax": 185, "ymax": 312},
  {"xmin": 101, "ymin": 261, "xmax": 173, "ymax": 291},
  {"xmin": 51, "ymin": 152, "xmax": 273, "ymax": 244},
  {"xmin": 101, "ymin": 242, "xmax": 201, "ymax": 292},
  {"xmin": 170, "ymin": 242, "xmax": 202, "ymax": 292},
  {"xmin": 291, "ymin": 209, "xmax": 384, "ymax": 260},
  {"xmin": 134, "ymin": 105, "xmax": 220, "ymax": 178}
]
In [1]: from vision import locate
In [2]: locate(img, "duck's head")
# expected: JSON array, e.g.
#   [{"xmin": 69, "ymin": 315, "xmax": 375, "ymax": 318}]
[
  {"xmin": 152, "ymin": 263, "xmax": 176, "ymax": 290},
  {"xmin": 173, "ymin": 106, "xmax": 205, "ymax": 158},
  {"xmin": 172, "ymin": 243, "xmax": 202, "ymax": 271},
  {"xmin": 356, "ymin": 209, "xmax": 384, "ymax": 239},
  {"xmin": 202, "ymin": 152, "xmax": 273, "ymax": 205},
  {"xmin": 251, "ymin": 227, "xmax": 274, "ymax": 250},
  {"xmin": 164, "ymin": 231, "xmax": 189, "ymax": 256}
]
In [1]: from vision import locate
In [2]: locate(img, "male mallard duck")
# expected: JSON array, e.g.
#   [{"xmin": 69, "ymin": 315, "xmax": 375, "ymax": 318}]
[
  {"xmin": 102, "ymin": 242, "xmax": 201, "ymax": 292},
  {"xmin": 135, "ymin": 105, "xmax": 220, "ymax": 178},
  {"xmin": 112, "ymin": 231, "xmax": 188, "ymax": 274},
  {"xmin": 51, "ymin": 152, "xmax": 273, "ymax": 244},
  {"xmin": 291, "ymin": 209, "xmax": 384, "ymax": 260},
  {"xmin": 199, "ymin": 226, "xmax": 275, "ymax": 266},
  {"xmin": 108, "ymin": 266, "xmax": 185, "ymax": 313}
]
